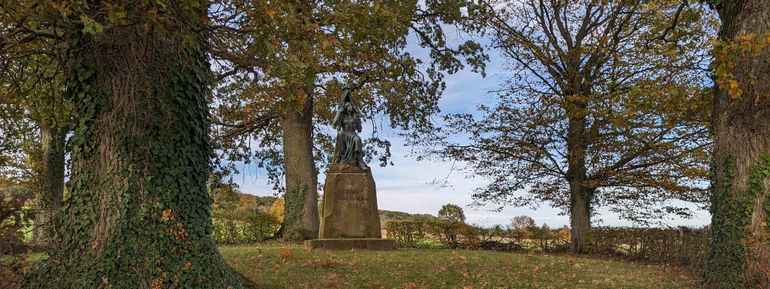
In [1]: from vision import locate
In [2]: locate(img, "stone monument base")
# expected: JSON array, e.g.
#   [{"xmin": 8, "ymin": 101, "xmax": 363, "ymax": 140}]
[{"xmin": 304, "ymin": 238, "xmax": 397, "ymax": 251}]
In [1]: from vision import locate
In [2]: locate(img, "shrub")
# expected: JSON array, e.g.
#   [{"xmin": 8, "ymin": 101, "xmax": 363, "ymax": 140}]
[
  {"xmin": 387, "ymin": 220, "xmax": 708, "ymax": 269},
  {"xmin": 385, "ymin": 220, "xmax": 426, "ymax": 248},
  {"xmin": 1, "ymin": 189, "xmax": 34, "ymax": 288},
  {"xmin": 478, "ymin": 225, "xmax": 507, "ymax": 242},
  {"xmin": 425, "ymin": 220, "xmax": 478, "ymax": 248},
  {"xmin": 585, "ymin": 226, "xmax": 709, "ymax": 267},
  {"xmin": 212, "ymin": 210, "xmax": 280, "ymax": 245},
  {"xmin": 386, "ymin": 220, "xmax": 479, "ymax": 248}
]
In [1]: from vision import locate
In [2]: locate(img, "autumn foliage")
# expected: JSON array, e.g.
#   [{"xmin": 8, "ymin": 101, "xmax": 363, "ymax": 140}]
[{"xmin": 0, "ymin": 191, "xmax": 34, "ymax": 288}]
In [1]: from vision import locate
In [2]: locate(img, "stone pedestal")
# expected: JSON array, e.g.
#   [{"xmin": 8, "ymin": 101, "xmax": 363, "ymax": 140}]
[
  {"xmin": 319, "ymin": 164, "xmax": 382, "ymax": 238},
  {"xmin": 308, "ymin": 164, "xmax": 395, "ymax": 250}
]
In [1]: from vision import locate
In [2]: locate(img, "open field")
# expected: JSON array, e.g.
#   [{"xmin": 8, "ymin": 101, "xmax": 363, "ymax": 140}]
[{"xmin": 220, "ymin": 243, "xmax": 699, "ymax": 289}]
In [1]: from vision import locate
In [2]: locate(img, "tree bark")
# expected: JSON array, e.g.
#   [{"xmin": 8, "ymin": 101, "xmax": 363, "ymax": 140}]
[
  {"xmin": 22, "ymin": 3, "xmax": 241, "ymax": 288},
  {"xmin": 278, "ymin": 1, "xmax": 320, "ymax": 241},
  {"xmin": 566, "ymin": 109, "xmax": 592, "ymax": 253},
  {"xmin": 706, "ymin": 1, "xmax": 770, "ymax": 287},
  {"xmin": 281, "ymin": 95, "xmax": 319, "ymax": 240},
  {"xmin": 32, "ymin": 121, "xmax": 65, "ymax": 247}
]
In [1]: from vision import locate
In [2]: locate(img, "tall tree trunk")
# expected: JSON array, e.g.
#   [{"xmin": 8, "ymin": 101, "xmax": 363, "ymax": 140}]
[
  {"xmin": 281, "ymin": 95, "xmax": 319, "ymax": 240},
  {"xmin": 22, "ymin": 3, "xmax": 241, "ymax": 288},
  {"xmin": 566, "ymin": 110, "xmax": 592, "ymax": 253},
  {"xmin": 279, "ymin": 1, "xmax": 320, "ymax": 241},
  {"xmin": 705, "ymin": 1, "xmax": 770, "ymax": 288},
  {"xmin": 33, "ymin": 121, "xmax": 65, "ymax": 247}
]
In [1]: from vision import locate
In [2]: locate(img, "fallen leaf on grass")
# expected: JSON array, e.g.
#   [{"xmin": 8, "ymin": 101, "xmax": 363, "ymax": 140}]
[
  {"xmin": 277, "ymin": 249, "xmax": 297, "ymax": 262},
  {"xmin": 326, "ymin": 273, "xmax": 340, "ymax": 286},
  {"xmin": 451, "ymin": 255, "xmax": 467, "ymax": 264},
  {"xmin": 533, "ymin": 264, "xmax": 544, "ymax": 272}
]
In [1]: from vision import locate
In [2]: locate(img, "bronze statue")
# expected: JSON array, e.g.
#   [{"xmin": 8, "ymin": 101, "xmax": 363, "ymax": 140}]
[{"xmin": 332, "ymin": 87, "xmax": 368, "ymax": 169}]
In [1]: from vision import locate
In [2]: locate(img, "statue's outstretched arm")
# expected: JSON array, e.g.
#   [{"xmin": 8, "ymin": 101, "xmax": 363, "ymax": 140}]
[{"xmin": 332, "ymin": 109, "xmax": 343, "ymax": 128}]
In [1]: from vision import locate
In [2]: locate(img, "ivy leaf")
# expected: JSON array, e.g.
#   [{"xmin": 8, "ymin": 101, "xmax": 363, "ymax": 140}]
[
  {"xmin": 80, "ymin": 15, "xmax": 103, "ymax": 35},
  {"xmin": 108, "ymin": 9, "xmax": 127, "ymax": 25}
]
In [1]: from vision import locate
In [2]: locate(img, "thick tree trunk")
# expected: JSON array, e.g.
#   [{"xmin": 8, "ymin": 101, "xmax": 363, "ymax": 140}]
[
  {"xmin": 566, "ymin": 112, "xmax": 592, "ymax": 253},
  {"xmin": 569, "ymin": 183, "xmax": 592, "ymax": 253},
  {"xmin": 705, "ymin": 1, "xmax": 770, "ymax": 288},
  {"xmin": 32, "ymin": 121, "xmax": 65, "ymax": 247},
  {"xmin": 23, "ymin": 3, "xmax": 241, "ymax": 288},
  {"xmin": 281, "ymin": 96, "xmax": 319, "ymax": 240},
  {"xmin": 279, "ymin": 1, "xmax": 320, "ymax": 241}
]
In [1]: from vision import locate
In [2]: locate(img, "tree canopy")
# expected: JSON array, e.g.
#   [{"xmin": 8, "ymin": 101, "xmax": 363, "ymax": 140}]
[
  {"xmin": 207, "ymin": 0, "xmax": 490, "ymax": 239},
  {"xmin": 419, "ymin": 0, "xmax": 716, "ymax": 251},
  {"xmin": 438, "ymin": 203, "xmax": 466, "ymax": 223},
  {"xmin": 207, "ymin": 0, "xmax": 489, "ymax": 187}
]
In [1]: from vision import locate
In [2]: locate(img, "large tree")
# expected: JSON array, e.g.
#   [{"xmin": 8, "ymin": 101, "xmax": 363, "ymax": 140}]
[
  {"xmin": 20, "ymin": 1, "xmax": 241, "ymax": 287},
  {"xmin": 208, "ymin": 0, "xmax": 488, "ymax": 239},
  {"xmin": 425, "ymin": 0, "xmax": 715, "ymax": 252},
  {"xmin": 704, "ymin": 0, "xmax": 770, "ymax": 287}
]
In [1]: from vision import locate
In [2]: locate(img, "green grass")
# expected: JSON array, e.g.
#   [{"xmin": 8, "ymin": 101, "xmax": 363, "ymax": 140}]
[{"xmin": 220, "ymin": 243, "xmax": 699, "ymax": 289}]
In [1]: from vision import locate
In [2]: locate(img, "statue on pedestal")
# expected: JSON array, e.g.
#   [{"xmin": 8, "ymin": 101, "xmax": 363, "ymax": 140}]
[
  {"xmin": 332, "ymin": 87, "xmax": 368, "ymax": 169},
  {"xmin": 305, "ymin": 85, "xmax": 395, "ymax": 250}
]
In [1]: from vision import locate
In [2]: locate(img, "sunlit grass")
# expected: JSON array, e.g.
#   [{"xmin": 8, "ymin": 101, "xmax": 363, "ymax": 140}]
[{"xmin": 220, "ymin": 242, "xmax": 698, "ymax": 289}]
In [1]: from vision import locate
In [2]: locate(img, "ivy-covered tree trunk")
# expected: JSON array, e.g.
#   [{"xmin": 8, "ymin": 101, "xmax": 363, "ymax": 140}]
[
  {"xmin": 566, "ymin": 102, "xmax": 592, "ymax": 253},
  {"xmin": 705, "ymin": 1, "xmax": 770, "ymax": 287},
  {"xmin": 23, "ymin": 3, "xmax": 241, "ymax": 288},
  {"xmin": 278, "ymin": 2, "xmax": 320, "ymax": 241},
  {"xmin": 32, "ymin": 121, "xmax": 65, "ymax": 247},
  {"xmin": 281, "ymin": 95, "xmax": 319, "ymax": 240}
]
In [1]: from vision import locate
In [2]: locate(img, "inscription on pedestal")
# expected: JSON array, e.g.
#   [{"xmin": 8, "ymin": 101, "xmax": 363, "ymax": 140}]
[
  {"xmin": 318, "ymin": 164, "xmax": 381, "ymax": 239},
  {"xmin": 340, "ymin": 189, "xmax": 370, "ymax": 209}
]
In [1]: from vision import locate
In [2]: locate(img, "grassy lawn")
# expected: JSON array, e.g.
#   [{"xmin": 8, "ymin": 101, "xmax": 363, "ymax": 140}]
[{"xmin": 220, "ymin": 243, "xmax": 698, "ymax": 289}]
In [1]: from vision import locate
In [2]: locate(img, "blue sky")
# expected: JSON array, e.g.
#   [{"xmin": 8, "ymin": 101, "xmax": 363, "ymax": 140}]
[{"xmin": 234, "ymin": 30, "xmax": 712, "ymax": 229}]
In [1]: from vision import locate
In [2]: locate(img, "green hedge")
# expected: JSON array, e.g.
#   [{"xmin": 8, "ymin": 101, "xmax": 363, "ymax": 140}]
[
  {"xmin": 585, "ymin": 226, "xmax": 708, "ymax": 267},
  {"xmin": 386, "ymin": 220, "xmax": 708, "ymax": 268},
  {"xmin": 385, "ymin": 220, "xmax": 478, "ymax": 248},
  {"xmin": 212, "ymin": 210, "xmax": 280, "ymax": 245}
]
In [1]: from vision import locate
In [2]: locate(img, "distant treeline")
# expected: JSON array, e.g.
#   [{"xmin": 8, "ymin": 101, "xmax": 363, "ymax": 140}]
[{"xmin": 378, "ymin": 209, "xmax": 437, "ymax": 228}]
